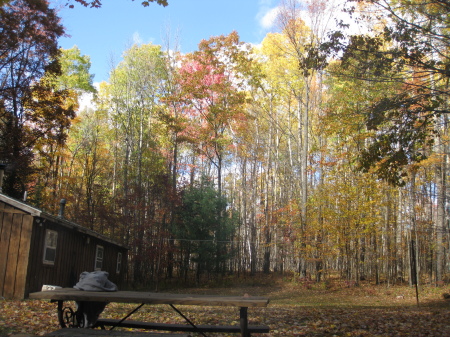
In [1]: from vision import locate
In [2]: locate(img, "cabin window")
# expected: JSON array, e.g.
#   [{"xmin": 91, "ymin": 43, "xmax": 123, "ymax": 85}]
[
  {"xmin": 95, "ymin": 245, "xmax": 104, "ymax": 270},
  {"xmin": 116, "ymin": 252, "xmax": 122, "ymax": 274},
  {"xmin": 43, "ymin": 230, "xmax": 58, "ymax": 265}
]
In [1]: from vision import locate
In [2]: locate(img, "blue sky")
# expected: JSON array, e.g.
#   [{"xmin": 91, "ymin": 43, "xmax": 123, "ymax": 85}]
[{"xmin": 51, "ymin": 0, "xmax": 280, "ymax": 83}]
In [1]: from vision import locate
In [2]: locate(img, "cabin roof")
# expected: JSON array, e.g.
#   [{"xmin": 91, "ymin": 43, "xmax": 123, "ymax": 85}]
[{"xmin": 0, "ymin": 193, "xmax": 128, "ymax": 250}]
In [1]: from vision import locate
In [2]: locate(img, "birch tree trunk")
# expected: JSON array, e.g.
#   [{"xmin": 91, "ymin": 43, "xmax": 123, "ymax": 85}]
[{"xmin": 435, "ymin": 113, "xmax": 448, "ymax": 283}]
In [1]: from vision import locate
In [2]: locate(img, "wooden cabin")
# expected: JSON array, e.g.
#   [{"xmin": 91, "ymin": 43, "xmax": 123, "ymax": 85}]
[{"xmin": 0, "ymin": 193, "xmax": 128, "ymax": 299}]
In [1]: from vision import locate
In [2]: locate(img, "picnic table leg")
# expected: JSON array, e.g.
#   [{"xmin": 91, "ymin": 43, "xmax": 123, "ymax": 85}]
[
  {"xmin": 240, "ymin": 307, "xmax": 249, "ymax": 337},
  {"xmin": 57, "ymin": 301, "xmax": 67, "ymax": 328},
  {"xmin": 56, "ymin": 300, "xmax": 79, "ymax": 328}
]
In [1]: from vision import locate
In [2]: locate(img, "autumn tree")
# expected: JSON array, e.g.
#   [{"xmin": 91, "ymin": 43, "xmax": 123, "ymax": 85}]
[
  {"xmin": 24, "ymin": 70, "xmax": 78, "ymax": 208},
  {"xmin": 102, "ymin": 43, "xmax": 171, "ymax": 284},
  {"xmin": 319, "ymin": 0, "xmax": 450, "ymax": 282},
  {"xmin": 168, "ymin": 32, "xmax": 260, "ymax": 278},
  {"xmin": 0, "ymin": 0, "xmax": 65, "ymax": 198},
  {"xmin": 158, "ymin": 48, "xmax": 184, "ymax": 195},
  {"xmin": 177, "ymin": 32, "xmax": 251, "ymax": 196},
  {"xmin": 55, "ymin": 46, "xmax": 96, "ymax": 93},
  {"xmin": 30, "ymin": 47, "xmax": 96, "ymax": 210},
  {"xmin": 322, "ymin": 0, "xmax": 450, "ymax": 185},
  {"xmin": 247, "ymin": 32, "xmax": 301, "ymax": 275},
  {"xmin": 271, "ymin": 0, "xmax": 337, "ymax": 278}
]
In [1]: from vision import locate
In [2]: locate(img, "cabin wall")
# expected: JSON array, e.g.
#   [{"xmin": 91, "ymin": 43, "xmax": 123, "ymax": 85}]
[
  {"xmin": 0, "ymin": 201, "xmax": 33, "ymax": 300},
  {"xmin": 0, "ymin": 197, "xmax": 128, "ymax": 299},
  {"xmin": 26, "ymin": 220, "xmax": 127, "ymax": 296}
]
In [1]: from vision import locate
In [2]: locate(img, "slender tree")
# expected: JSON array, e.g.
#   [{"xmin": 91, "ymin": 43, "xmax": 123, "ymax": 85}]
[{"xmin": 102, "ymin": 43, "xmax": 170, "ymax": 285}]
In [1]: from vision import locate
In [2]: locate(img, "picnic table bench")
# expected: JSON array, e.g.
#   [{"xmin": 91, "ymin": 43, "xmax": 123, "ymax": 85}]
[{"xmin": 29, "ymin": 288, "xmax": 270, "ymax": 337}]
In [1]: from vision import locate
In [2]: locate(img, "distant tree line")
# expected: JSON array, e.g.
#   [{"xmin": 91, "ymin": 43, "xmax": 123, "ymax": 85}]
[{"xmin": 1, "ymin": 0, "xmax": 449, "ymax": 287}]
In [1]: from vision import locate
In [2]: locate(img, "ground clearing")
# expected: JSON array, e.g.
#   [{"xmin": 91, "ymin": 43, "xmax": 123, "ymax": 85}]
[{"xmin": 1, "ymin": 276, "xmax": 449, "ymax": 336}]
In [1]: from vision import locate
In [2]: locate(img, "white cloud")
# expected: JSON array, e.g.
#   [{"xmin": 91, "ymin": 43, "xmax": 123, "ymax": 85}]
[
  {"xmin": 259, "ymin": 6, "xmax": 281, "ymax": 30},
  {"xmin": 256, "ymin": 0, "xmax": 279, "ymax": 31},
  {"xmin": 131, "ymin": 32, "xmax": 156, "ymax": 46},
  {"xmin": 255, "ymin": 0, "xmax": 364, "ymax": 37}
]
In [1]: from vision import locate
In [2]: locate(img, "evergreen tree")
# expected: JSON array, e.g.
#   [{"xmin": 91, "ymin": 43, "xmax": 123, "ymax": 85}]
[{"xmin": 175, "ymin": 177, "xmax": 237, "ymax": 282}]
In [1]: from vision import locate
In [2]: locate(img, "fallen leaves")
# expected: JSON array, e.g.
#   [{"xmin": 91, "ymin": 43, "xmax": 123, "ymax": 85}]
[
  {"xmin": 261, "ymin": 305, "xmax": 450, "ymax": 336},
  {"xmin": 0, "ymin": 300, "xmax": 58, "ymax": 336},
  {"xmin": 1, "ymin": 282, "xmax": 450, "ymax": 336},
  {"xmin": 1, "ymin": 300, "xmax": 449, "ymax": 336}
]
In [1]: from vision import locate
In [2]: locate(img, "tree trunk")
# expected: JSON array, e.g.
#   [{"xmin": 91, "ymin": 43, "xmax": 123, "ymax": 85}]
[{"xmin": 435, "ymin": 117, "xmax": 447, "ymax": 283}]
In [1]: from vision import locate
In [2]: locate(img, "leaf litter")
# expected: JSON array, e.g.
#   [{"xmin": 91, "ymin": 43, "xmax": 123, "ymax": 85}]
[{"xmin": 1, "ymin": 281, "xmax": 450, "ymax": 336}]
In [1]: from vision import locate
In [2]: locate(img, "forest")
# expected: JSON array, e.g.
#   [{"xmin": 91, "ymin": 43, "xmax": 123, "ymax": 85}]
[{"xmin": 1, "ymin": 0, "xmax": 449, "ymax": 288}]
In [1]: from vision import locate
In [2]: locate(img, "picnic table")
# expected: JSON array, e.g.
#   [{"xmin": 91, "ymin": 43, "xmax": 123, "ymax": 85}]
[{"xmin": 29, "ymin": 288, "xmax": 270, "ymax": 337}]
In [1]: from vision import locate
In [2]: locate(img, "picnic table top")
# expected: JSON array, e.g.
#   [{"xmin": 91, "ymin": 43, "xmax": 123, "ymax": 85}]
[{"xmin": 29, "ymin": 288, "xmax": 270, "ymax": 307}]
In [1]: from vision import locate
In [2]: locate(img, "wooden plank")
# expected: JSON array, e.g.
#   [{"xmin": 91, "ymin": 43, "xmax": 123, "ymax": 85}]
[
  {"xmin": 45, "ymin": 329, "xmax": 189, "ymax": 337},
  {"xmin": 0, "ymin": 208, "xmax": 29, "ymax": 214},
  {"xmin": 29, "ymin": 289, "xmax": 270, "ymax": 307},
  {"xmin": 26, "ymin": 219, "xmax": 43, "ymax": 294},
  {"xmin": 95, "ymin": 319, "xmax": 270, "ymax": 334},
  {"xmin": 0, "ymin": 210, "xmax": 13, "ymax": 296},
  {"xmin": 3, "ymin": 213, "xmax": 23, "ymax": 298},
  {"xmin": 13, "ymin": 214, "xmax": 33, "ymax": 299}
]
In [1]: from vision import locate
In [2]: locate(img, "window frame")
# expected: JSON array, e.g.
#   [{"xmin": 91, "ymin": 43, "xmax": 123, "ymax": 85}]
[
  {"xmin": 43, "ymin": 229, "xmax": 58, "ymax": 265},
  {"xmin": 94, "ymin": 245, "xmax": 104, "ymax": 271},
  {"xmin": 116, "ymin": 252, "xmax": 122, "ymax": 274}
]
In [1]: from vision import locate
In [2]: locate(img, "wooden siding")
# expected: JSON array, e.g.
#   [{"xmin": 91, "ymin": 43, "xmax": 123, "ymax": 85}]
[
  {"xmin": 26, "ymin": 221, "xmax": 127, "ymax": 296},
  {"xmin": 0, "ymin": 202, "xmax": 33, "ymax": 299},
  {"xmin": 0, "ymin": 196, "xmax": 128, "ymax": 299}
]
